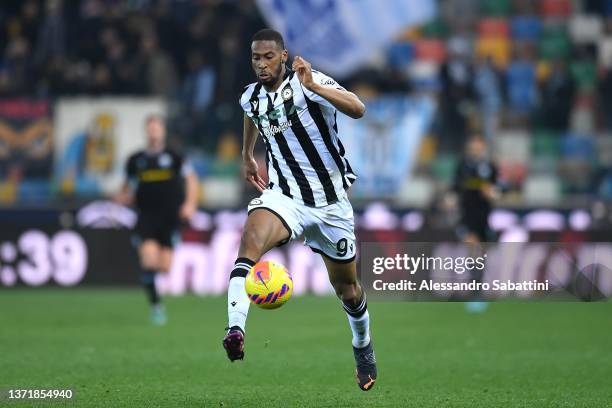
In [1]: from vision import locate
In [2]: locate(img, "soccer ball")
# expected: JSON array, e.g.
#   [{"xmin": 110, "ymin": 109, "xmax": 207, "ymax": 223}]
[{"xmin": 245, "ymin": 261, "xmax": 293, "ymax": 309}]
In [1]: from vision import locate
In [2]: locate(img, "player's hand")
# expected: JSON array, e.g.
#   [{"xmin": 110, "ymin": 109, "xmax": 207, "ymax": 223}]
[
  {"xmin": 180, "ymin": 202, "xmax": 197, "ymax": 221},
  {"xmin": 292, "ymin": 56, "xmax": 315, "ymax": 90},
  {"xmin": 243, "ymin": 156, "xmax": 266, "ymax": 192},
  {"xmin": 113, "ymin": 191, "xmax": 132, "ymax": 206},
  {"xmin": 481, "ymin": 184, "xmax": 500, "ymax": 201}
]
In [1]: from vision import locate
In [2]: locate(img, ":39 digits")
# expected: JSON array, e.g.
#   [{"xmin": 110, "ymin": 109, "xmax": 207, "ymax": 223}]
[{"xmin": 0, "ymin": 230, "xmax": 88, "ymax": 287}]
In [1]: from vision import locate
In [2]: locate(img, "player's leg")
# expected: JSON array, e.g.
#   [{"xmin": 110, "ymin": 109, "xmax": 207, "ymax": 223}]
[
  {"xmin": 138, "ymin": 239, "xmax": 166, "ymax": 324},
  {"xmin": 224, "ymin": 207, "xmax": 292, "ymax": 361},
  {"xmin": 158, "ymin": 247, "xmax": 173, "ymax": 273},
  {"xmin": 323, "ymin": 256, "xmax": 377, "ymax": 391},
  {"xmin": 463, "ymin": 215, "xmax": 489, "ymax": 313},
  {"xmin": 139, "ymin": 214, "xmax": 178, "ymax": 325},
  {"xmin": 306, "ymin": 195, "xmax": 376, "ymax": 390},
  {"xmin": 323, "ymin": 257, "xmax": 370, "ymax": 347}
]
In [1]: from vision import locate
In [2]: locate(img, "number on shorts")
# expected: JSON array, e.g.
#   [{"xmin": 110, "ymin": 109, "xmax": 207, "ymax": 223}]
[{"xmin": 336, "ymin": 238, "xmax": 348, "ymax": 257}]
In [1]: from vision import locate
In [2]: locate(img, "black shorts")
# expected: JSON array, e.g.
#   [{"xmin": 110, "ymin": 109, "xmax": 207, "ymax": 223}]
[
  {"xmin": 458, "ymin": 213, "xmax": 490, "ymax": 242},
  {"xmin": 134, "ymin": 211, "xmax": 181, "ymax": 248}
]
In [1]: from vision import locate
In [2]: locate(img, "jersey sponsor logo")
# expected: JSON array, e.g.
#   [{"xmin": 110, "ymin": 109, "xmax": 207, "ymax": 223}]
[
  {"xmin": 250, "ymin": 99, "xmax": 259, "ymax": 110},
  {"xmin": 251, "ymin": 104, "xmax": 303, "ymax": 126},
  {"xmin": 249, "ymin": 198, "xmax": 263, "ymax": 206},
  {"xmin": 262, "ymin": 121, "xmax": 293, "ymax": 138},
  {"xmin": 139, "ymin": 169, "xmax": 174, "ymax": 182},
  {"xmin": 320, "ymin": 78, "xmax": 336, "ymax": 85}
]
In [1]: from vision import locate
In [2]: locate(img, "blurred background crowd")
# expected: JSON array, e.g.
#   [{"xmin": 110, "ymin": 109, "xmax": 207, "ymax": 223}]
[{"xmin": 1, "ymin": 0, "xmax": 612, "ymax": 212}]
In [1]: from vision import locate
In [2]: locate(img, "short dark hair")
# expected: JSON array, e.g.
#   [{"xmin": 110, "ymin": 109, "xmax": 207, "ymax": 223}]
[{"xmin": 252, "ymin": 28, "xmax": 285, "ymax": 49}]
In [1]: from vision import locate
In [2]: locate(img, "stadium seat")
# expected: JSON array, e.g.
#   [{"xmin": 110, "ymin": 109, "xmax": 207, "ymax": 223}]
[
  {"xmin": 540, "ymin": 0, "xmax": 572, "ymax": 18},
  {"xmin": 394, "ymin": 176, "xmax": 435, "ymax": 207},
  {"xmin": 447, "ymin": 34, "xmax": 473, "ymax": 58},
  {"xmin": 522, "ymin": 175, "xmax": 562, "ymax": 205},
  {"xmin": 570, "ymin": 106, "xmax": 595, "ymax": 134},
  {"xmin": 560, "ymin": 134, "xmax": 595, "ymax": 160},
  {"xmin": 506, "ymin": 61, "xmax": 537, "ymax": 112},
  {"xmin": 477, "ymin": 18, "xmax": 510, "ymax": 38},
  {"xmin": 431, "ymin": 154, "xmax": 457, "ymax": 184},
  {"xmin": 510, "ymin": 16, "xmax": 542, "ymax": 41},
  {"xmin": 568, "ymin": 15, "xmax": 603, "ymax": 44},
  {"xmin": 559, "ymin": 159, "xmax": 593, "ymax": 193},
  {"xmin": 596, "ymin": 135, "xmax": 612, "ymax": 167},
  {"xmin": 421, "ymin": 18, "xmax": 449, "ymax": 38},
  {"xmin": 598, "ymin": 37, "xmax": 612, "ymax": 68},
  {"xmin": 475, "ymin": 37, "xmax": 511, "ymax": 67},
  {"xmin": 574, "ymin": 92, "xmax": 595, "ymax": 109},
  {"xmin": 417, "ymin": 135, "xmax": 437, "ymax": 165},
  {"xmin": 570, "ymin": 60, "xmax": 597, "ymax": 91},
  {"xmin": 408, "ymin": 60, "xmax": 441, "ymax": 91},
  {"xmin": 480, "ymin": 0, "xmax": 511, "ymax": 16},
  {"xmin": 597, "ymin": 173, "xmax": 612, "ymax": 199},
  {"xmin": 529, "ymin": 156, "xmax": 558, "ymax": 175},
  {"xmin": 495, "ymin": 130, "xmax": 530, "ymax": 163},
  {"xmin": 536, "ymin": 60, "xmax": 552, "ymax": 81},
  {"xmin": 539, "ymin": 29, "xmax": 571, "ymax": 60},
  {"xmin": 201, "ymin": 178, "xmax": 241, "ymax": 207},
  {"xmin": 18, "ymin": 180, "xmax": 53, "ymax": 203},
  {"xmin": 531, "ymin": 129, "xmax": 560, "ymax": 158},
  {"xmin": 414, "ymin": 39, "xmax": 446, "ymax": 63},
  {"xmin": 498, "ymin": 161, "xmax": 528, "ymax": 185},
  {"xmin": 0, "ymin": 180, "xmax": 17, "ymax": 204},
  {"xmin": 387, "ymin": 42, "xmax": 415, "ymax": 69}
]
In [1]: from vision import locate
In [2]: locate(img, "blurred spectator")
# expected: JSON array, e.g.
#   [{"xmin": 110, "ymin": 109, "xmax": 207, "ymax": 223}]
[
  {"xmin": 210, "ymin": 130, "xmax": 240, "ymax": 178},
  {"xmin": 506, "ymin": 51, "xmax": 537, "ymax": 115},
  {"xmin": 1, "ymin": 35, "xmax": 31, "ymax": 95},
  {"xmin": 539, "ymin": 59, "xmax": 575, "ymax": 130},
  {"xmin": 473, "ymin": 56, "xmax": 503, "ymax": 142},
  {"xmin": 34, "ymin": 0, "xmax": 66, "ymax": 65},
  {"xmin": 439, "ymin": 34, "xmax": 474, "ymax": 151},
  {"xmin": 139, "ymin": 30, "xmax": 177, "ymax": 96},
  {"xmin": 599, "ymin": 69, "xmax": 612, "ymax": 130}
]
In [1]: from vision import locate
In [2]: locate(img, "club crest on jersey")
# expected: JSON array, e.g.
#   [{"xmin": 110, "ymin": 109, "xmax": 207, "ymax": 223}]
[
  {"xmin": 159, "ymin": 153, "xmax": 172, "ymax": 168},
  {"xmin": 281, "ymin": 86, "xmax": 293, "ymax": 101}
]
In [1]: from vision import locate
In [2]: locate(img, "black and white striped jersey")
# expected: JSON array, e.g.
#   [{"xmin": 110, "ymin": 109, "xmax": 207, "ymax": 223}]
[{"xmin": 239, "ymin": 68, "xmax": 356, "ymax": 207}]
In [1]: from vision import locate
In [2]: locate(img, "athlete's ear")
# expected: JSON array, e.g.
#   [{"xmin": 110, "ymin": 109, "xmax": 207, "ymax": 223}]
[{"xmin": 281, "ymin": 49, "xmax": 288, "ymax": 64}]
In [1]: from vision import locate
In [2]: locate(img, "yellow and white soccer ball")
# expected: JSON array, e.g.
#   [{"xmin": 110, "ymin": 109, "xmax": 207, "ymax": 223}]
[{"xmin": 245, "ymin": 261, "xmax": 293, "ymax": 309}]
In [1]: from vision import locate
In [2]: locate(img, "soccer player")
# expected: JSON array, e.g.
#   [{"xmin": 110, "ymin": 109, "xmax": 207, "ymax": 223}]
[
  {"xmin": 452, "ymin": 135, "xmax": 499, "ymax": 244},
  {"xmin": 116, "ymin": 115, "xmax": 199, "ymax": 325},
  {"xmin": 451, "ymin": 135, "xmax": 499, "ymax": 313},
  {"xmin": 222, "ymin": 29, "xmax": 377, "ymax": 391}
]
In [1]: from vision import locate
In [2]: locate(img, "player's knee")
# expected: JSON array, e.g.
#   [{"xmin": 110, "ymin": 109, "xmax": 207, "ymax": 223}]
[
  {"xmin": 158, "ymin": 256, "xmax": 172, "ymax": 273},
  {"xmin": 140, "ymin": 243, "xmax": 160, "ymax": 269},
  {"xmin": 140, "ymin": 252, "xmax": 158, "ymax": 269},
  {"xmin": 333, "ymin": 281, "xmax": 361, "ymax": 304},
  {"xmin": 141, "ymin": 257, "xmax": 157, "ymax": 270}
]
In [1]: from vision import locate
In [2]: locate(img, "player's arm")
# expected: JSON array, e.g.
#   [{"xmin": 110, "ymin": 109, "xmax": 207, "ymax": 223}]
[
  {"xmin": 115, "ymin": 157, "xmax": 136, "ymax": 205},
  {"xmin": 180, "ymin": 164, "xmax": 199, "ymax": 221},
  {"xmin": 292, "ymin": 56, "xmax": 365, "ymax": 119},
  {"xmin": 115, "ymin": 180, "xmax": 134, "ymax": 206},
  {"xmin": 481, "ymin": 164, "xmax": 501, "ymax": 201},
  {"xmin": 242, "ymin": 113, "xmax": 266, "ymax": 192}
]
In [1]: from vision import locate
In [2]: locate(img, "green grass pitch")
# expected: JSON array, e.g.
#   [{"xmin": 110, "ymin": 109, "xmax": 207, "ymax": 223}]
[{"xmin": 1, "ymin": 289, "xmax": 611, "ymax": 407}]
